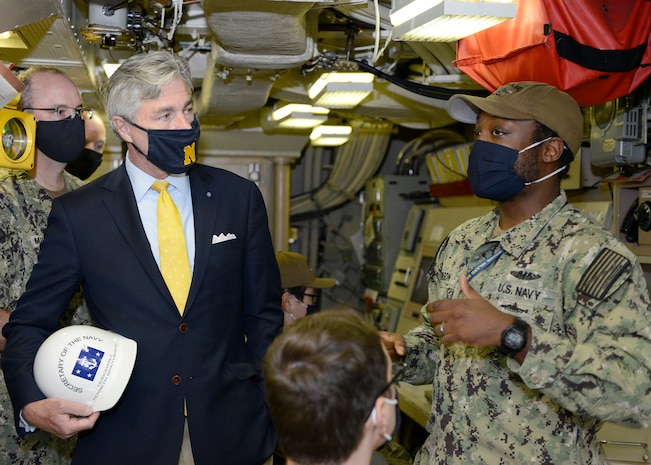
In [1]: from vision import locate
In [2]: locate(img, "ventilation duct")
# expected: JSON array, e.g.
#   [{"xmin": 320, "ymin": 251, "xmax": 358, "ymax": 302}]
[
  {"xmin": 0, "ymin": 0, "xmax": 61, "ymax": 34},
  {"xmin": 197, "ymin": 0, "xmax": 318, "ymax": 122}
]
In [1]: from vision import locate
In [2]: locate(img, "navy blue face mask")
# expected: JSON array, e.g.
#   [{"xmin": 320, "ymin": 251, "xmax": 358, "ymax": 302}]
[
  {"xmin": 467, "ymin": 138, "xmax": 565, "ymax": 202},
  {"xmin": 305, "ymin": 304, "xmax": 319, "ymax": 316},
  {"xmin": 36, "ymin": 115, "xmax": 85, "ymax": 163},
  {"xmin": 123, "ymin": 116, "xmax": 200, "ymax": 174},
  {"xmin": 65, "ymin": 148, "xmax": 103, "ymax": 180}
]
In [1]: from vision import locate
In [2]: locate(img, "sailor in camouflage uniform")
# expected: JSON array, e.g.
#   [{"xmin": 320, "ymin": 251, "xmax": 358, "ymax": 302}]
[
  {"xmin": 0, "ymin": 67, "xmax": 91, "ymax": 464},
  {"xmin": 381, "ymin": 82, "xmax": 651, "ymax": 465}
]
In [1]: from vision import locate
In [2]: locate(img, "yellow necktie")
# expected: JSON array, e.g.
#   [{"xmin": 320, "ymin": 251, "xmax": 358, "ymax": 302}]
[{"xmin": 152, "ymin": 180, "xmax": 191, "ymax": 315}]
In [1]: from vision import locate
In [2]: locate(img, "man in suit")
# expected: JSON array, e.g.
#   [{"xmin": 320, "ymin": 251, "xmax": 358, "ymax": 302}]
[{"xmin": 2, "ymin": 51, "xmax": 283, "ymax": 465}]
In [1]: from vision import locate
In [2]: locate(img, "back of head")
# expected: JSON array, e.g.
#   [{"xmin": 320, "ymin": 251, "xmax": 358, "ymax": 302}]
[
  {"xmin": 105, "ymin": 51, "xmax": 193, "ymax": 129},
  {"xmin": 263, "ymin": 309, "xmax": 386, "ymax": 464}
]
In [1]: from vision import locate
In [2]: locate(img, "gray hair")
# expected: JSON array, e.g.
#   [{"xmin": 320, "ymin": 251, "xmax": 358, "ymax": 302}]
[{"xmin": 104, "ymin": 51, "xmax": 193, "ymax": 132}]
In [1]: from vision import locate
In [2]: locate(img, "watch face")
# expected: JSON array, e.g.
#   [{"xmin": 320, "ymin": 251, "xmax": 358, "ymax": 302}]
[{"xmin": 505, "ymin": 330, "xmax": 525, "ymax": 349}]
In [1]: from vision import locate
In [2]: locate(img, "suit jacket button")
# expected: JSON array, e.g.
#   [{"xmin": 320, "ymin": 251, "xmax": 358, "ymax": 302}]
[
  {"xmin": 171, "ymin": 375, "xmax": 182, "ymax": 385},
  {"xmin": 179, "ymin": 323, "xmax": 189, "ymax": 333}
]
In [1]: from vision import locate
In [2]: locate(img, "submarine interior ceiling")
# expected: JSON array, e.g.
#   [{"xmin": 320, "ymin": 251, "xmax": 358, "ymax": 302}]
[{"xmin": 0, "ymin": 0, "xmax": 479, "ymax": 151}]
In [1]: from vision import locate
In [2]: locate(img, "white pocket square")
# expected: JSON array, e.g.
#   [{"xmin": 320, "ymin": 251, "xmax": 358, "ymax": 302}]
[{"xmin": 212, "ymin": 232, "xmax": 237, "ymax": 244}]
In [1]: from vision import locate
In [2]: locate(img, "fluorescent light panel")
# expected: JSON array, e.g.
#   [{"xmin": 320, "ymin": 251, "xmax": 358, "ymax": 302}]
[
  {"xmin": 390, "ymin": 0, "xmax": 516, "ymax": 42},
  {"xmin": 309, "ymin": 125, "xmax": 352, "ymax": 146},
  {"xmin": 102, "ymin": 62, "xmax": 121, "ymax": 78},
  {"xmin": 0, "ymin": 30, "xmax": 28, "ymax": 49},
  {"xmin": 270, "ymin": 103, "xmax": 329, "ymax": 129},
  {"xmin": 308, "ymin": 73, "xmax": 374, "ymax": 109}
]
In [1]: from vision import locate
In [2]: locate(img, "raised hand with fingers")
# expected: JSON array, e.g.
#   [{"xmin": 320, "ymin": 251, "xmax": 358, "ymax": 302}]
[
  {"xmin": 378, "ymin": 331, "xmax": 406, "ymax": 359},
  {"xmin": 426, "ymin": 273, "xmax": 515, "ymax": 348}
]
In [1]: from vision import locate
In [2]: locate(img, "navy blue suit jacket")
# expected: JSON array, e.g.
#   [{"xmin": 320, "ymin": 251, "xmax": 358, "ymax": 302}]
[{"xmin": 2, "ymin": 163, "xmax": 282, "ymax": 465}]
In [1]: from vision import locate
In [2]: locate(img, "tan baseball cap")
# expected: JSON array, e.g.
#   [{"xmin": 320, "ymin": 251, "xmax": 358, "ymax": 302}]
[
  {"xmin": 276, "ymin": 251, "xmax": 336, "ymax": 289},
  {"xmin": 446, "ymin": 82, "xmax": 583, "ymax": 155}
]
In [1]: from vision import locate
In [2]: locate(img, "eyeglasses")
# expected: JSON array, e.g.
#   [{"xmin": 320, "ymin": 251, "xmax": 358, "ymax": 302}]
[
  {"xmin": 302, "ymin": 292, "xmax": 319, "ymax": 305},
  {"xmin": 285, "ymin": 286, "xmax": 320, "ymax": 305},
  {"xmin": 23, "ymin": 106, "xmax": 95, "ymax": 120},
  {"xmin": 366, "ymin": 362, "xmax": 406, "ymax": 418},
  {"xmin": 376, "ymin": 362, "xmax": 407, "ymax": 400}
]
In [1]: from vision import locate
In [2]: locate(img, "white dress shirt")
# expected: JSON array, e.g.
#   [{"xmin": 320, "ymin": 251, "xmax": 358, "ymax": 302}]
[{"xmin": 125, "ymin": 154, "xmax": 196, "ymax": 272}]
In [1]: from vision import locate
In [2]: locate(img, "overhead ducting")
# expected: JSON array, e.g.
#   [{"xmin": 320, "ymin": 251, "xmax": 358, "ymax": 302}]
[
  {"xmin": 0, "ymin": 0, "xmax": 486, "ymax": 132},
  {"xmin": 197, "ymin": 0, "xmax": 318, "ymax": 123},
  {"xmin": 0, "ymin": 0, "xmax": 103, "ymax": 111}
]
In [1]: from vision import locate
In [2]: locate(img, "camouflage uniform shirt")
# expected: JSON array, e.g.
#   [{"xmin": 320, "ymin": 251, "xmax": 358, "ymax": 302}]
[
  {"xmin": 402, "ymin": 191, "xmax": 651, "ymax": 465},
  {"xmin": 0, "ymin": 168, "xmax": 87, "ymax": 464}
]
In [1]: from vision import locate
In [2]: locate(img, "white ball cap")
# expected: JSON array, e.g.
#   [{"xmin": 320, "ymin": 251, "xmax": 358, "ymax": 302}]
[{"xmin": 34, "ymin": 326, "xmax": 137, "ymax": 412}]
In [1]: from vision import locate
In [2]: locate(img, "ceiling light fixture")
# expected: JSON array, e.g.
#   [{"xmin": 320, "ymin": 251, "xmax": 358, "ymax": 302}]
[
  {"xmin": 102, "ymin": 62, "xmax": 121, "ymax": 78},
  {"xmin": 308, "ymin": 72, "xmax": 374, "ymax": 109},
  {"xmin": 0, "ymin": 30, "xmax": 28, "ymax": 50},
  {"xmin": 270, "ymin": 103, "xmax": 330, "ymax": 129},
  {"xmin": 309, "ymin": 125, "xmax": 352, "ymax": 146},
  {"xmin": 390, "ymin": 0, "xmax": 517, "ymax": 42}
]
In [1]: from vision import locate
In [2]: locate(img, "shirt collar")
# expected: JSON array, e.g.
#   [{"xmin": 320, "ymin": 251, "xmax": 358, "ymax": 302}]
[
  {"xmin": 494, "ymin": 191, "xmax": 568, "ymax": 258},
  {"xmin": 125, "ymin": 152, "xmax": 191, "ymax": 202}
]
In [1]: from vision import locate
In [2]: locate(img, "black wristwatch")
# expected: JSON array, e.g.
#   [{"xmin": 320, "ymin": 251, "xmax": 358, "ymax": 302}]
[{"xmin": 499, "ymin": 317, "xmax": 530, "ymax": 356}]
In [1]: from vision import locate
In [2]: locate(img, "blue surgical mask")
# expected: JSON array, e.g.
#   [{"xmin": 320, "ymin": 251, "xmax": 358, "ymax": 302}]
[
  {"xmin": 123, "ymin": 116, "xmax": 200, "ymax": 174},
  {"xmin": 467, "ymin": 138, "xmax": 565, "ymax": 202}
]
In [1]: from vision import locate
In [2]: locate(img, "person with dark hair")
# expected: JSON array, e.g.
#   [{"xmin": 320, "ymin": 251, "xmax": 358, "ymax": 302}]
[
  {"xmin": 275, "ymin": 251, "xmax": 335, "ymax": 327},
  {"xmin": 264, "ymin": 308, "xmax": 401, "ymax": 465},
  {"xmin": 381, "ymin": 82, "xmax": 651, "ymax": 464},
  {"xmin": 0, "ymin": 65, "xmax": 92, "ymax": 464},
  {"xmin": 2, "ymin": 51, "xmax": 281, "ymax": 465}
]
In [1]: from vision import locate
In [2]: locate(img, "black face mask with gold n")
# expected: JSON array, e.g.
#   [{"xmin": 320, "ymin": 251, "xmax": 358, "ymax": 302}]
[{"xmin": 123, "ymin": 116, "xmax": 200, "ymax": 174}]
